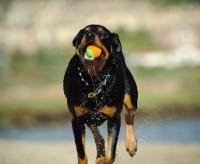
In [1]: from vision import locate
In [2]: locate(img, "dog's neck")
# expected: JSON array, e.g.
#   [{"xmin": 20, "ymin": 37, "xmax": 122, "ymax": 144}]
[
  {"xmin": 78, "ymin": 51, "xmax": 115, "ymax": 75},
  {"xmin": 77, "ymin": 65, "xmax": 111, "ymax": 86},
  {"xmin": 77, "ymin": 60, "xmax": 114, "ymax": 99},
  {"xmin": 81, "ymin": 61, "xmax": 106, "ymax": 76}
]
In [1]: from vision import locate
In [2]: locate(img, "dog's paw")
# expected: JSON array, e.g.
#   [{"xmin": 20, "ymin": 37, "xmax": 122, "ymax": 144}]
[
  {"xmin": 126, "ymin": 138, "xmax": 137, "ymax": 157},
  {"xmin": 96, "ymin": 157, "xmax": 104, "ymax": 164}
]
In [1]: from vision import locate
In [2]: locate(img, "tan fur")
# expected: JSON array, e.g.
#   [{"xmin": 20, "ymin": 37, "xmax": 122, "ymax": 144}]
[
  {"xmin": 74, "ymin": 106, "xmax": 88, "ymax": 117},
  {"xmin": 76, "ymin": 35, "xmax": 110, "ymax": 76},
  {"xmin": 124, "ymin": 94, "xmax": 138, "ymax": 157},
  {"xmin": 104, "ymin": 133, "xmax": 115, "ymax": 164},
  {"xmin": 99, "ymin": 106, "xmax": 116, "ymax": 117},
  {"xmin": 98, "ymin": 27, "xmax": 103, "ymax": 32},
  {"xmin": 124, "ymin": 94, "xmax": 133, "ymax": 110},
  {"xmin": 95, "ymin": 157, "xmax": 104, "ymax": 164},
  {"xmin": 77, "ymin": 155, "xmax": 88, "ymax": 164},
  {"xmin": 85, "ymin": 27, "xmax": 90, "ymax": 31}
]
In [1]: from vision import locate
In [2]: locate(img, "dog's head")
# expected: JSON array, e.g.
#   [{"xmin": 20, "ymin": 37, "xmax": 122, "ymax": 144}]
[{"xmin": 72, "ymin": 24, "xmax": 121, "ymax": 75}]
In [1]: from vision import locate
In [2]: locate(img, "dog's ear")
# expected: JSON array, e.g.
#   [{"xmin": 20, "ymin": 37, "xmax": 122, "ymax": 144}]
[
  {"xmin": 72, "ymin": 35, "xmax": 79, "ymax": 47},
  {"xmin": 112, "ymin": 33, "xmax": 122, "ymax": 52},
  {"xmin": 72, "ymin": 33, "xmax": 80, "ymax": 47},
  {"xmin": 72, "ymin": 29, "xmax": 83, "ymax": 47}
]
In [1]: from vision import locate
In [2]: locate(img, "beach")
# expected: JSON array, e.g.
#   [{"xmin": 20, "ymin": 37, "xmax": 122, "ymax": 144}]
[{"xmin": 0, "ymin": 140, "xmax": 199, "ymax": 164}]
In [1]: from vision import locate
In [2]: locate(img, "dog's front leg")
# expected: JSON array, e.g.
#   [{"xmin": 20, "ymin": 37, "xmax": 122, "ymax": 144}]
[
  {"xmin": 72, "ymin": 118, "xmax": 88, "ymax": 164},
  {"xmin": 124, "ymin": 94, "xmax": 138, "ymax": 157},
  {"xmin": 125, "ymin": 111, "xmax": 137, "ymax": 157},
  {"xmin": 104, "ymin": 116, "xmax": 121, "ymax": 164}
]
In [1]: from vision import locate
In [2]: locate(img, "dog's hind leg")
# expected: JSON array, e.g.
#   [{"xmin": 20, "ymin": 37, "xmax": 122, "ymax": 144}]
[
  {"xmin": 72, "ymin": 118, "xmax": 88, "ymax": 164},
  {"xmin": 87, "ymin": 124, "xmax": 105, "ymax": 164},
  {"xmin": 104, "ymin": 116, "xmax": 121, "ymax": 164},
  {"xmin": 124, "ymin": 94, "xmax": 137, "ymax": 157}
]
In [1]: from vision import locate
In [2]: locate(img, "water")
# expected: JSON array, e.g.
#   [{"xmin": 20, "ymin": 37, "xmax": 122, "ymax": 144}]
[{"xmin": 0, "ymin": 119, "xmax": 200, "ymax": 143}]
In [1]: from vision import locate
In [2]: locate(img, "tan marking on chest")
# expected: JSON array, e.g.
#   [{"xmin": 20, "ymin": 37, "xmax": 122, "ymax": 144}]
[
  {"xmin": 99, "ymin": 106, "xmax": 116, "ymax": 117},
  {"xmin": 74, "ymin": 106, "xmax": 89, "ymax": 117}
]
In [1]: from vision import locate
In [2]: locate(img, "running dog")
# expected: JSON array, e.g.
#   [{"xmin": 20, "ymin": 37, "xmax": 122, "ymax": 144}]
[{"xmin": 63, "ymin": 24, "xmax": 138, "ymax": 164}]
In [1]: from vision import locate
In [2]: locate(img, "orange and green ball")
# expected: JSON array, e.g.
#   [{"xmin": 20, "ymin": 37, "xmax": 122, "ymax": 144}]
[{"xmin": 85, "ymin": 45, "xmax": 102, "ymax": 59}]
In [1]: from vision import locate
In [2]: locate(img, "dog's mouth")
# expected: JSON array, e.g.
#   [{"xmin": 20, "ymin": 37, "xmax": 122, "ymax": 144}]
[{"xmin": 79, "ymin": 44, "xmax": 105, "ymax": 63}]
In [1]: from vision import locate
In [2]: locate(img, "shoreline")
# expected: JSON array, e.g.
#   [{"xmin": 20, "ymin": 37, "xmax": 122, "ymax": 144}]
[
  {"xmin": 1, "ymin": 108, "xmax": 200, "ymax": 128},
  {"xmin": 1, "ymin": 140, "xmax": 200, "ymax": 164}
]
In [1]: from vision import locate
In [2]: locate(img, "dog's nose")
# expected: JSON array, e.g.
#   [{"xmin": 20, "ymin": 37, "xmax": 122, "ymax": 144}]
[{"xmin": 86, "ymin": 32, "xmax": 95, "ymax": 39}]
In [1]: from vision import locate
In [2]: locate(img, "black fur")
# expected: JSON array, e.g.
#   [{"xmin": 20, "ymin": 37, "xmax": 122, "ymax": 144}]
[{"xmin": 63, "ymin": 24, "xmax": 138, "ymax": 163}]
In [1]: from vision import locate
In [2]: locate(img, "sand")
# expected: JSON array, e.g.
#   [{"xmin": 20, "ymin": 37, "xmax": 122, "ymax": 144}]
[{"xmin": 0, "ymin": 140, "xmax": 200, "ymax": 164}]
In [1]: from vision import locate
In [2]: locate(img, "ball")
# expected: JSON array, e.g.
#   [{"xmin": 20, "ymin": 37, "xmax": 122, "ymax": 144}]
[{"xmin": 85, "ymin": 45, "xmax": 102, "ymax": 59}]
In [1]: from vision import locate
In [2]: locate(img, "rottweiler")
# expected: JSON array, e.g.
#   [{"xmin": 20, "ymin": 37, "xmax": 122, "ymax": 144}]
[{"xmin": 63, "ymin": 24, "xmax": 138, "ymax": 164}]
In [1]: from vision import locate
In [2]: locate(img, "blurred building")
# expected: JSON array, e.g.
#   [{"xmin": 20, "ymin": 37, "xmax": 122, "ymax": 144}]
[{"xmin": 0, "ymin": 0, "xmax": 200, "ymax": 64}]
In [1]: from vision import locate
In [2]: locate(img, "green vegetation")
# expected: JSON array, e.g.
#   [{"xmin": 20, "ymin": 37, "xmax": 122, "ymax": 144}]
[
  {"xmin": 0, "ymin": 28, "xmax": 200, "ymax": 126},
  {"xmin": 0, "ymin": 48, "xmax": 200, "ymax": 126},
  {"xmin": 0, "ymin": 48, "xmax": 75, "ymax": 126},
  {"xmin": 116, "ymin": 28, "xmax": 165, "ymax": 52},
  {"xmin": 148, "ymin": 0, "xmax": 200, "ymax": 6},
  {"xmin": 131, "ymin": 67, "xmax": 200, "ymax": 108},
  {"xmin": 0, "ymin": 47, "xmax": 74, "ymax": 88}
]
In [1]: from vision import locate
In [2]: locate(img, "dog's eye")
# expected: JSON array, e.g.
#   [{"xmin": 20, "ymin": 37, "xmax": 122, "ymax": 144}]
[
  {"xmin": 99, "ymin": 32, "xmax": 107, "ymax": 39},
  {"xmin": 82, "ymin": 31, "xmax": 88, "ymax": 35},
  {"xmin": 82, "ymin": 29, "xmax": 89, "ymax": 36}
]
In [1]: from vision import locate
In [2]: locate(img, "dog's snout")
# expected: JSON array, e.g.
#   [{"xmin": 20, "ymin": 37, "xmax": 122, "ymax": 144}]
[{"xmin": 86, "ymin": 32, "xmax": 96, "ymax": 39}]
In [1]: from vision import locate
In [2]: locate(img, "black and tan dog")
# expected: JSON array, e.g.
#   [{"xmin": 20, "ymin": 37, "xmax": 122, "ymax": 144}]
[{"xmin": 63, "ymin": 24, "xmax": 138, "ymax": 164}]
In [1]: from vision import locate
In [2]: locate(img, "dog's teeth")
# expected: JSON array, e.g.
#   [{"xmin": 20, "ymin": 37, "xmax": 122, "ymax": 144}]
[{"xmin": 84, "ymin": 53, "xmax": 94, "ymax": 60}]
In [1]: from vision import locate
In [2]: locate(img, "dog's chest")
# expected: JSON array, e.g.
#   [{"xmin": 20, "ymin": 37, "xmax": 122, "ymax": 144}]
[
  {"xmin": 80, "ymin": 84, "xmax": 113, "ymax": 111},
  {"xmin": 67, "ymin": 63, "xmax": 125, "ymax": 120},
  {"xmin": 77, "ymin": 67, "xmax": 114, "ymax": 108}
]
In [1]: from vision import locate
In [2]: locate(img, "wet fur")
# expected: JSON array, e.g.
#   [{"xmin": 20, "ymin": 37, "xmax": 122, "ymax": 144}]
[{"xmin": 63, "ymin": 24, "xmax": 138, "ymax": 164}]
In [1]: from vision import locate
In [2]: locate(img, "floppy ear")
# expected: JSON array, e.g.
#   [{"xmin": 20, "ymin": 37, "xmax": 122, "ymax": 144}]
[
  {"xmin": 72, "ymin": 35, "xmax": 79, "ymax": 47},
  {"xmin": 112, "ymin": 33, "xmax": 122, "ymax": 52},
  {"xmin": 72, "ymin": 29, "xmax": 83, "ymax": 47}
]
